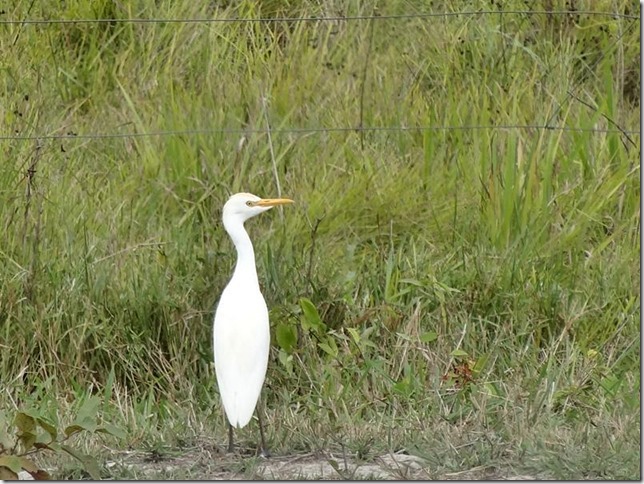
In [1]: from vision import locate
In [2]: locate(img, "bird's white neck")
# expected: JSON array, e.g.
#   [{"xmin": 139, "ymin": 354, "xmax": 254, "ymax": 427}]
[{"xmin": 225, "ymin": 219, "xmax": 259, "ymax": 287}]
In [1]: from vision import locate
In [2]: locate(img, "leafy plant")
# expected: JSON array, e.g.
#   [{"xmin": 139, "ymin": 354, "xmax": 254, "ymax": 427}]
[{"xmin": 0, "ymin": 397, "xmax": 125, "ymax": 480}]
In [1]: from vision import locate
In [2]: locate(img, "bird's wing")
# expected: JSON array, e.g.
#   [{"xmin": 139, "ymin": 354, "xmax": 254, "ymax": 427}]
[{"xmin": 213, "ymin": 288, "xmax": 270, "ymax": 428}]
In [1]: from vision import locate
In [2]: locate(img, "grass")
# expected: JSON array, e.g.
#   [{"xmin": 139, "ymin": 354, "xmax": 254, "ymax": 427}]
[{"xmin": 0, "ymin": 0, "xmax": 640, "ymax": 480}]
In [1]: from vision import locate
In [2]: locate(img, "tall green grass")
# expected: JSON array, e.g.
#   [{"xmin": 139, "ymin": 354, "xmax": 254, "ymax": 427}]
[{"xmin": 0, "ymin": 0, "xmax": 640, "ymax": 479}]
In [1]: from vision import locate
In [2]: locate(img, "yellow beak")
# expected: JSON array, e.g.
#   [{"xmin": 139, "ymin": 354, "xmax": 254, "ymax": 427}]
[{"xmin": 255, "ymin": 198, "xmax": 294, "ymax": 207}]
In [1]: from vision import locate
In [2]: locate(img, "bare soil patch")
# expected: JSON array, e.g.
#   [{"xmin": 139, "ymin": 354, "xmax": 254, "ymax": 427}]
[{"xmin": 93, "ymin": 443, "xmax": 542, "ymax": 480}]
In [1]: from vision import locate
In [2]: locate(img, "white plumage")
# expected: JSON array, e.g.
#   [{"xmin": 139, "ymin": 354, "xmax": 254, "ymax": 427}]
[
  {"xmin": 213, "ymin": 192, "xmax": 293, "ymax": 453},
  {"xmin": 214, "ymin": 274, "xmax": 270, "ymax": 427}
]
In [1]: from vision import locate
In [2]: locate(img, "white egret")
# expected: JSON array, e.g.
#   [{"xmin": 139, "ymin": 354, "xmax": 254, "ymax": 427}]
[{"xmin": 213, "ymin": 192, "xmax": 294, "ymax": 457}]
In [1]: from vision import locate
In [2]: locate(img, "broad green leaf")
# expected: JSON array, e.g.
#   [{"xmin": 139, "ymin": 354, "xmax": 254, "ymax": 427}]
[
  {"xmin": 71, "ymin": 396, "xmax": 100, "ymax": 432},
  {"xmin": 96, "ymin": 423, "xmax": 126, "ymax": 440},
  {"xmin": 392, "ymin": 377, "xmax": 413, "ymax": 397},
  {"xmin": 20, "ymin": 408, "xmax": 42, "ymax": 419},
  {"xmin": 18, "ymin": 431, "xmax": 37, "ymax": 452},
  {"xmin": 299, "ymin": 298, "xmax": 325, "ymax": 333},
  {"xmin": 61, "ymin": 444, "xmax": 101, "ymax": 480},
  {"xmin": 450, "ymin": 349, "xmax": 469, "ymax": 358},
  {"xmin": 318, "ymin": 340, "xmax": 338, "ymax": 358},
  {"xmin": 76, "ymin": 397, "xmax": 101, "ymax": 423},
  {"xmin": 328, "ymin": 336, "xmax": 338, "ymax": 354},
  {"xmin": 277, "ymin": 349, "xmax": 289, "ymax": 366},
  {"xmin": 0, "ymin": 455, "xmax": 22, "ymax": 473},
  {"xmin": 82, "ymin": 456, "xmax": 102, "ymax": 480},
  {"xmin": 13, "ymin": 412, "xmax": 36, "ymax": 433},
  {"xmin": 473, "ymin": 354, "xmax": 489, "ymax": 374},
  {"xmin": 484, "ymin": 382, "xmax": 500, "ymax": 397},
  {"xmin": 346, "ymin": 327, "xmax": 361, "ymax": 346},
  {"xmin": 36, "ymin": 418, "xmax": 57, "ymax": 442},
  {"xmin": 275, "ymin": 323, "xmax": 297, "ymax": 353},
  {"xmin": 277, "ymin": 349, "xmax": 293, "ymax": 374},
  {"xmin": 420, "ymin": 331, "xmax": 438, "ymax": 343}
]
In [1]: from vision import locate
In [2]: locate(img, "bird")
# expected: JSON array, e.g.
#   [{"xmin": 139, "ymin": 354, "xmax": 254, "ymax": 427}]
[{"xmin": 213, "ymin": 192, "xmax": 294, "ymax": 457}]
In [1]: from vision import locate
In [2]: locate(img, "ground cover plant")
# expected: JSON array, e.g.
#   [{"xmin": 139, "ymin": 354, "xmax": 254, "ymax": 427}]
[{"xmin": 0, "ymin": 0, "xmax": 640, "ymax": 479}]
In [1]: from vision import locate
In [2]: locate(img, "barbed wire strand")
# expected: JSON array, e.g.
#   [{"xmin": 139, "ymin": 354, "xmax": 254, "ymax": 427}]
[
  {"xmin": 0, "ymin": 125, "xmax": 639, "ymax": 142},
  {"xmin": 0, "ymin": 10, "xmax": 638, "ymax": 25}
]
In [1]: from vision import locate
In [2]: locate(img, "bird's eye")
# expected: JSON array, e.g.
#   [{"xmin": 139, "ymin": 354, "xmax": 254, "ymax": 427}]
[{"xmin": 246, "ymin": 201, "xmax": 254, "ymax": 207}]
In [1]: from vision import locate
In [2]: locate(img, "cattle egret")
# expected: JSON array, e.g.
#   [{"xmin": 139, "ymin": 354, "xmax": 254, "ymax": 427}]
[{"xmin": 213, "ymin": 192, "xmax": 294, "ymax": 457}]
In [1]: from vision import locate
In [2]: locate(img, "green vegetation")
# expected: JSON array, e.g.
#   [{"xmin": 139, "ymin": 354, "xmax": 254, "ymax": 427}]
[
  {"xmin": 0, "ymin": 394, "xmax": 125, "ymax": 480},
  {"xmin": 1, "ymin": 0, "xmax": 640, "ymax": 479}
]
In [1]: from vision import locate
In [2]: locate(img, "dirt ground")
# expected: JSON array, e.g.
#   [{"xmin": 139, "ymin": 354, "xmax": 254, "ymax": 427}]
[
  {"xmin": 95, "ymin": 445, "xmax": 541, "ymax": 480},
  {"xmin": 15, "ymin": 439, "xmax": 543, "ymax": 480}
]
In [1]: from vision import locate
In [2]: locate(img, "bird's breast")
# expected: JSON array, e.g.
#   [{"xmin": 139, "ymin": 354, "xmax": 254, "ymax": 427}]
[
  {"xmin": 214, "ymin": 282, "xmax": 268, "ymax": 329},
  {"xmin": 213, "ymin": 282, "xmax": 270, "ymax": 376}
]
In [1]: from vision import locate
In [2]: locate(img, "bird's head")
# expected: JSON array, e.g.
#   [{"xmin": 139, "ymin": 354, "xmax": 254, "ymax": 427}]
[{"xmin": 222, "ymin": 192, "xmax": 294, "ymax": 226}]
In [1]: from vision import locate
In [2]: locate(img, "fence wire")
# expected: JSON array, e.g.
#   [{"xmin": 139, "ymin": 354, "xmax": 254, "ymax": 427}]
[
  {"xmin": 1, "ymin": 125, "xmax": 639, "ymax": 142},
  {"xmin": 1, "ymin": 8, "xmax": 639, "ymax": 143},
  {"xmin": 0, "ymin": 10, "xmax": 638, "ymax": 24}
]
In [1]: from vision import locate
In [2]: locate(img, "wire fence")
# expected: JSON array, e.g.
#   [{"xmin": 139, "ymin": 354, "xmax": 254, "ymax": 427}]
[
  {"xmin": 1, "ymin": 8, "xmax": 639, "ymax": 144},
  {"xmin": 0, "ymin": 125, "xmax": 639, "ymax": 142},
  {"xmin": 0, "ymin": 10, "xmax": 639, "ymax": 24}
]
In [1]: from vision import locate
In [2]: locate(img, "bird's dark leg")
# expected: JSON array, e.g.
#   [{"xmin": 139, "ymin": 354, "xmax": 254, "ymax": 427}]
[
  {"xmin": 227, "ymin": 423, "xmax": 235, "ymax": 453},
  {"xmin": 256, "ymin": 402, "xmax": 270, "ymax": 458}
]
